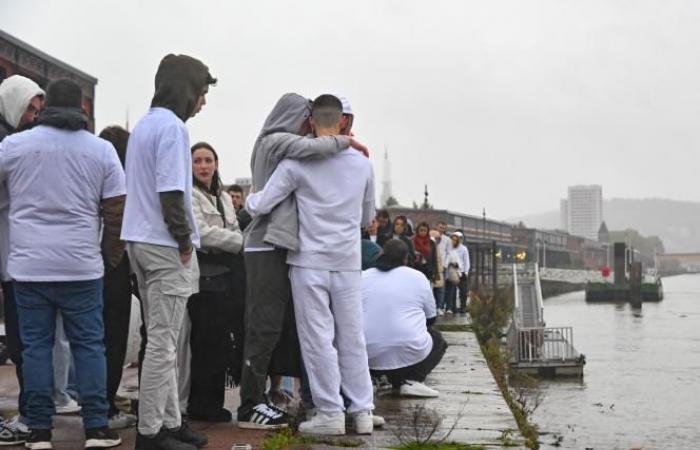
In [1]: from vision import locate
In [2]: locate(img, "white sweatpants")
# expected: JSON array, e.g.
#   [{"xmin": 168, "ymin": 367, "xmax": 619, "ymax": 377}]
[{"xmin": 290, "ymin": 266, "xmax": 374, "ymax": 414}]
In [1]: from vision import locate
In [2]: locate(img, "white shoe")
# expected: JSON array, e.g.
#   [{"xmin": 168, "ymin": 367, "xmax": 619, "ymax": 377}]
[
  {"xmin": 437, "ymin": 308, "xmax": 444, "ymax": 316},
  {"xmin": 352, "ymin": 411, "xmax": 373, "ymax": 435},
  {"xmin": 298, "ymin": 410, "xmax": 345, "ymax": 436},
  {"xmin": 108, "ymin": 411, "xmax": 137, "ymax": 429},
  {"xmin": 55, "ymin": 398, "xmax": 81, "ymax": 414},
  {"xmin": 445, "ymin": 309, "xmax": 453, "ymax": 315},
  {"xmin": 372, "ymin": 414, "xmax": 386, "ymax": 428},
  {"xmin": 6, "ymin": 415, "xmax": 29, "ymax": 434},
  {"xmin": 399, "ymin": 380, "xmax": 439, "ymax": 398}
]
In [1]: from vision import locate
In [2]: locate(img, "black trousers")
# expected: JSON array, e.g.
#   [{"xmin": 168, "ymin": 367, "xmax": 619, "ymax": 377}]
[
  {"xmin": 103, "ymin": 255, "xmax": 133, "ymax": 416},
  {"xmin": 237, "ymin": 250, "xmax": 301, "ymax": 418},
  {"xmin": 457, "ymin": 273, "xmax": 469, "ymax": 311},
  {"xmin": 371, "ymin": 327, "xmax": 448, "ymax": 388},
  {"xmin": 187, "ymin": 275, "xmax": 243, "ymax": 415},
  {"xmin": 1, "ymin": 281, "xmax": 24, "ymax": 416}
]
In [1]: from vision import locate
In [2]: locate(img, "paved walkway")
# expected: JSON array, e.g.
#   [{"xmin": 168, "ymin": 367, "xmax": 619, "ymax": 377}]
[{"xmin": 0, "ymin": 315, "xmax": 526, "ymax": 449}]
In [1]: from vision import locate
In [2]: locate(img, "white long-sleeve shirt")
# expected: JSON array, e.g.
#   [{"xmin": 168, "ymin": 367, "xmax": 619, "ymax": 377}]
[{"xmin": 246, "ymin": 148, "xmax": 375, "ymax": 271}]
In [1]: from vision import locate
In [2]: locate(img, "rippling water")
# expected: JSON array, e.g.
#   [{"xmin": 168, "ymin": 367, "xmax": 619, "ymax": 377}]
[{"xmin": 533, "ymin": 273, "xmax": 700, "ymax": 450}]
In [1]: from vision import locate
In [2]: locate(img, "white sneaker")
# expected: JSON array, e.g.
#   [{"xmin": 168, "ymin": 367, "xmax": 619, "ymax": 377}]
[
  {"xmin": 372, "ymin": 414, "xmax": 386, "ymax": 428},
  {"xmin": 298, "ymin": 410, "xmax": 345, "ymax": 436},
  {"xmin": 445, "ymin": 309, "xmax": 453, "ymax": 315},
  {"xmin": 399, "ymin": 380, "xmax": 439, "ymax": 398},
  {"xmin": 55, "ymin": 398, "xmax": 81, "ymax": 414},
  {"xmin": 437, "ymin": 308, "xmax": 444, "ymax": 316},
  {"xmin": 352, "ymin": 411, "xmax": 373, "ymax": 435},
  {"xmin": 108, "ymin": 411, "xmax": 137, "ymax": 429},
  {"xmin": 7, "ymin": 415, "xmax": 29, "ymax": 434}
]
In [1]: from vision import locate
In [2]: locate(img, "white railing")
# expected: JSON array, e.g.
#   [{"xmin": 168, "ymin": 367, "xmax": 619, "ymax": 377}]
[
  {"xmin": 510, "ymin": 326, "xmax": 578, "ymax": 363},
  {"xmin": 534, "ymin": 263, "xmax": 545, "ymax": 327},
  {"xmin": 512, "ymin": 263, "xmax": 520, "ymax": 327}
]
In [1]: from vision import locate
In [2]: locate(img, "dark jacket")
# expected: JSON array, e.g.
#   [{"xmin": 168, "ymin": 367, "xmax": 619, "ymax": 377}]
[
  {"xmin": 0, "ymin": 116, "xmax": 11, "ymax": 142},
  {"xmin": 361, "ymin": 239, "xmax": 382, "ymax": 270},
  {"xmin": 414, "ymin": 239, "xmax": 438, "ymax": 282}
]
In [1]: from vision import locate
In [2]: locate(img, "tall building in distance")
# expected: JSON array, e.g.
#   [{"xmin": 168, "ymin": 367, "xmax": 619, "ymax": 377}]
[
  {"xmin": 563, "ymin": 185, "xmax": 603, "ymax": 241},
  {"xmin": 380, "ymin": 147, "xmax": 393, "ymax": 207}
]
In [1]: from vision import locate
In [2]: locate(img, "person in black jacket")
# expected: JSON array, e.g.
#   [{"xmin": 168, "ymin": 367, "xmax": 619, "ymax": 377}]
[
  {"xmin": 412, "ymin": 222, "xmax": 438, "ymax": 282},
  {"xmin": 382, "ymin": 215, "xmax": 416, "ymax": 266}
]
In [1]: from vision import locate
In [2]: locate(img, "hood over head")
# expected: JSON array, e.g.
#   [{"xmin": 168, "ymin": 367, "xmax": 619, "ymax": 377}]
[
  {"xmin": 151, "ymin": 54, "xmax": 215, "ymax": 122},
  {"xmin": 0, "ymin": 75, "xmax": 45, "ymax": 129},
  {"xmin": 258, "ymin": 93, "xmax": 312, "ymax": 138}
]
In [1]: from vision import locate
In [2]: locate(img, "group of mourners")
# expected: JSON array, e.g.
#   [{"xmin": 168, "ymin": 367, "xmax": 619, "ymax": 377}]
[{"xmin": 0, "ymin": 53, "xmax": 470, "ymax": 450}]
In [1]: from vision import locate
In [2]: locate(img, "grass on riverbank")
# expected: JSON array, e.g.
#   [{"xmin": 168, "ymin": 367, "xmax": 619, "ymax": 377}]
[
  {"xmin": 469, "ymin": 289, "xmax": 541, "ymax": 449},
  {"xmin": 261, "ymin": 427, "xmax": 364, "ymax": 450}
]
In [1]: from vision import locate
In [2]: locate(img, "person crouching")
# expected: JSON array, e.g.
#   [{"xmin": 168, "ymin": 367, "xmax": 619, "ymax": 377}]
[{"xmin": 362, "ymin": 239, "xmax": 448, "ymax": 398}]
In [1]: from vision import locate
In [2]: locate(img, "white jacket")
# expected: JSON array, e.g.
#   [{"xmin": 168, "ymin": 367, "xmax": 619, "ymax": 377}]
[{"xmin": 192, "ymin": 187, "xmax": 243, "ymax": 254}]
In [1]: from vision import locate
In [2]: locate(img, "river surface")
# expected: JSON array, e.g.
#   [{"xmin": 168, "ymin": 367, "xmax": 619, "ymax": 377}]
[{"xmin": 533, "ymin": 273, "xmax": 700, "ymax": 450}]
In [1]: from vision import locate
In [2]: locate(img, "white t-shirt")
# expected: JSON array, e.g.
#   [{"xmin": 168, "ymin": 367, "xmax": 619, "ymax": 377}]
[
  {"xmin": 121, "ymin": 107, "xmax": 200, "ymax": 248},
  {"xmin": 362, "ymin": 266, "xmax": 437, "ymax": 370},
  {"xmin": 0, "ymin": 126, "xmax": 126, "ymax": 281}
]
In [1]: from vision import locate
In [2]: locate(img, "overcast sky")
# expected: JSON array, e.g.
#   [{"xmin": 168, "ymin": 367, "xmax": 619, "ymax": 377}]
[{"xmin": 2, "ymin": 0, "xmax": 699, "ymax": 220}]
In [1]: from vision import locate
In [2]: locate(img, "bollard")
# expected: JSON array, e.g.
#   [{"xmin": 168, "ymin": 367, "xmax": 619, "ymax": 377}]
[{"xmin": 629, "ymin": 261, "xmax": 643, "ymax": 308}]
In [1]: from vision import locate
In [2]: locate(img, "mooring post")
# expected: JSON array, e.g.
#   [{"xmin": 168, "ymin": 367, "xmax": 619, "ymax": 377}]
[{"xmin": 629, "ymin": 261, "xmax": 643, "ymax": 307}]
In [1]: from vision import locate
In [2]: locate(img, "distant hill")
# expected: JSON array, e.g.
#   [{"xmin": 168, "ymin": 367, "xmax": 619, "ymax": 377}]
[{"xmin": 510, "ymin": 198, "xmax": 700, "ymax": 253}]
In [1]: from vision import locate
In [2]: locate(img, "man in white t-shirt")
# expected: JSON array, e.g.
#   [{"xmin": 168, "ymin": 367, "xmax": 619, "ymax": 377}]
[
  {"xmin": 362, "ymin": 239, "xmax": 448, "ymax": 398},
  {"xmin": 120, "ymin": 54, "xmax": 215, "ymax": 450},
  {"xmin": 0, "ymin": 78, "xmax": 124, "ymax": 449}
]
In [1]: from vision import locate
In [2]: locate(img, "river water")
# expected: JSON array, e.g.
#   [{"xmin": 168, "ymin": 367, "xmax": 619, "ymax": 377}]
[{"xmin": 533, "ymin": 273, "xmax": 700, "ymax": 450}]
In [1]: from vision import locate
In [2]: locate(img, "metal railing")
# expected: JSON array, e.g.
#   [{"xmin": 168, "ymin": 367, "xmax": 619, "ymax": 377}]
[{"xmin": 508, "ymin": 326, "xmax": 578, "ymax": 363}]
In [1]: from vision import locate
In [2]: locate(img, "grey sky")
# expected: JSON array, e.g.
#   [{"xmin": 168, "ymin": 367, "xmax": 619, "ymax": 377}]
[{"xmin": 2, "ymin": 0, "xmax": 698, "ymax": 220}]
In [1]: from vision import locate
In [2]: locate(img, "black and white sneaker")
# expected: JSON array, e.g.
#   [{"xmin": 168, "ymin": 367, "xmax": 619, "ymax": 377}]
[
  {"xmin": 0, "ymin": 416, "xmax": 29, "ymax": 446},
  {"xmin": 237, "ymin": 403, "xmax": 289, "ymax": 430},
  {"xmin": 84, "ymin": 427, "xmax": 121, "ymax": 448},
  {"xmin": 24, "ymin": 429, "xmax": 52, "ymax": 450}
]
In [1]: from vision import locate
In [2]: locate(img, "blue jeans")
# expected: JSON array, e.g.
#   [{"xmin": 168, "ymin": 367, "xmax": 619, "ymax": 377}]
[{"xmin": 14, "ymin": 279, "xmax": 108, "ymax": 429}]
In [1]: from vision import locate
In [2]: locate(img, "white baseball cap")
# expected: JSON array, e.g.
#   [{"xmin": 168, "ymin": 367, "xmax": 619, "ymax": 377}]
[{"xmin": 338, "ymin": 96, "xmax": 353, "ymax": 115}]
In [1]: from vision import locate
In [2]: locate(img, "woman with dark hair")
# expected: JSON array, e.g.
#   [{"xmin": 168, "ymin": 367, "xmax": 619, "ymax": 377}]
[
  {"xmin": 412, "ymin": 222, "xmax": 437, "ymax": 282},
  {"xmin": 387, "ymin": 216, "xmax": 416, "ymax": 266},
  {"xmin": 187, "ymin": 142, "xmax": 245, "ymax": 422}
]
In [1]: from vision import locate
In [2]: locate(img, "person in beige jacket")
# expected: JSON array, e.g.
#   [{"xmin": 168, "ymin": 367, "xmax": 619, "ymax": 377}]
[{"xmin": 184, "ymin": 141, "xmax": 244, "ymax": 423}]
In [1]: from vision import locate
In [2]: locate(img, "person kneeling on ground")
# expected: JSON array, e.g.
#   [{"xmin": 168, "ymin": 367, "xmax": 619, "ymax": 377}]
[{"xmin": 362, "ymin": 239, "xmax": 448, "ymax": 398}]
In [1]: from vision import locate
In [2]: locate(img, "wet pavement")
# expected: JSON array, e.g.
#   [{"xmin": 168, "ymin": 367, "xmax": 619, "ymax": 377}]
[{"xmin": 0, "ymin": 314, "xmax": 525, "ymax": 449}]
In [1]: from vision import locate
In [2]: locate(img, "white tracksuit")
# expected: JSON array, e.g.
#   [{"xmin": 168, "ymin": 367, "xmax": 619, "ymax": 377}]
[{"xmin": 246, "ymin": 148, "xmax": 375, "ymax": 414}]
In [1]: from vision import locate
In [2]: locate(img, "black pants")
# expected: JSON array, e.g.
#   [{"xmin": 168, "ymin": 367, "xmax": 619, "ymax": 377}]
[
  {"xmin": 1, "ymin": 281, "xmax": 24, "ymax": 416},
  {"xmin": 237, "ymin": 250, "xmax": 301, "ymax": 418},
  {"xmin": 187, "ymin": 274, "xmax": 243, "ymax": 415},
  {"xmin": 103, "ymin": 255, "xmax": 133, "ymax": 416},
  {"xmin": 457, "ymin": 273, "xmax": 469, "ymax": 311},
  {"xmin": 371, "ymin": 328, "xmax": 448, "ymax": 388}
]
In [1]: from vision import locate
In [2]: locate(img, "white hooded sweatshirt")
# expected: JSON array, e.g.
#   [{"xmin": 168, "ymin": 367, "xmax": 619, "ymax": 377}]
[
  {"xmin": 0, "ymin": 75, "xmax": 44, "ymax": 281},
  {"xmin": 0, "ymin": 75, "xmax": 44, "ymax": 130}
]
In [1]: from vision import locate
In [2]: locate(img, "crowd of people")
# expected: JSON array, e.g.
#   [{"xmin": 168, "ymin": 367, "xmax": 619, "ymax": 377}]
[{"xmin": 0, "ymin": 53, "xmax": 470, "ymax": 450}]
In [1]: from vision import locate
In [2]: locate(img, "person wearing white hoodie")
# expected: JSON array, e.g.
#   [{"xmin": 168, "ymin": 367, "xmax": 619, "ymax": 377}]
[
  {"xmin": 247, "ymin": 94, "xmax": 376, "ymax": 436},
  {"xmin": 0, "ymin": 74, "xmax": 43, "ymax": 446}
]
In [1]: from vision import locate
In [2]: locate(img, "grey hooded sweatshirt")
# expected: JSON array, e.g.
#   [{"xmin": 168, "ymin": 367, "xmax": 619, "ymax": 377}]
[{"xmin": 246, "ymin": 93, "xmax": 351, "ymax": 251}]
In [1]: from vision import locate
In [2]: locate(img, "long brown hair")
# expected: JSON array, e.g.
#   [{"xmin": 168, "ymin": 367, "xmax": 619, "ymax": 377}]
[{"xmin": 191, "ymin": 141, "xmax": 223, "ymax": 195}]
